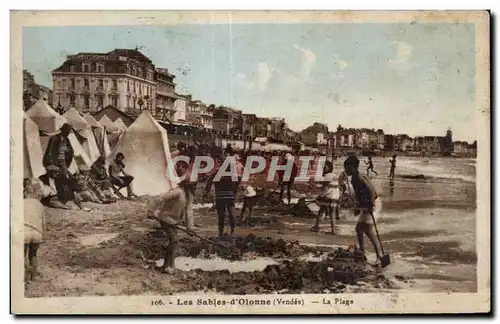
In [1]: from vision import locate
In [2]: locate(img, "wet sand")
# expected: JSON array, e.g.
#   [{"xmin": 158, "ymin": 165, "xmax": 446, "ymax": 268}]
[{"xmin": 24, "ymin": 157, "xmax": 477, "ymax": 297}]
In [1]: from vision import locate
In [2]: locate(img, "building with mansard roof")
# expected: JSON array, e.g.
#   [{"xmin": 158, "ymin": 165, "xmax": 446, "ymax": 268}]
[{"xmin": 52, "ymin": 49, "xmax": 158, "ymax": 115}]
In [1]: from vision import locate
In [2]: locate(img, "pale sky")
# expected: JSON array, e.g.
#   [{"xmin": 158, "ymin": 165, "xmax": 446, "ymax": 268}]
[{"xmin": 23, "ymin": 23, "xmax": 476, "ymax": 141}]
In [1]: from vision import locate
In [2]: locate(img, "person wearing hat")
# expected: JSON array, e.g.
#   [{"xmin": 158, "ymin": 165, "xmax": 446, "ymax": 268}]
[
  {"xmin": 38, "ymin": 165, "xmax": 72, "ymax": 210},
  {"xmin": 343, "ymin": 154, "xmax": 383, "ymax": 262},
  {"xmin": 239, "ymin": 185, "xmax": 257, "ymax": 226},
  {"xmin": 43, "ymin": 123, "xmax": 74, "ymax": 179},
  {"xmin": 90, "ymin": 156, "xmax": 118, "ymax": 201},
  {"xmin": 72, "ymin": 164, "xmax": 116, "ymax": 205},
  {"xmin": 147, "ymin": 161, "xmax": 195, "ymax": 274}
]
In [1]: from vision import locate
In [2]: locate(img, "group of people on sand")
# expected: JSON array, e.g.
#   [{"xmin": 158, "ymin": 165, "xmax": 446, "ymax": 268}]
[
  {"xmin": 147, "ymin": 139, "xmax": 396, "ymax": 273},
  {"xmin": 308, "ymin": 154, "xmax": 387, "ymax": 265},
  {"xmin": 38, "ymin": 123, "xmax": 139, "ymax": 211},
  {"xmin": 24, "ymin": 127, "xmax": 399, "ymax": 277},
  {"xmin": 23, "ymin": 122, "xmax": 139, "ymax": 280},
  {"xmin": 147, "ymin": 142, "xmax": 307, "ymax": 273}
]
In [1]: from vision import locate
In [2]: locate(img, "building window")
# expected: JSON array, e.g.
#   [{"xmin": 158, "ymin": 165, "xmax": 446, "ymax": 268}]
[
  {"xmin": 96, "ymin": 63, "xmax": 104, "ymax": 73},
  {"xmin": 84, "ymin": 78, "xmax": 89, "ymax": 88},
  {"xmin": 127, "ymin": 81, "xmax": 130, "ymax": 92},
  {"xmin": 97, "ymin": 95, "xmax": 104, "ymax": 108},
  {"xmin": 70, "ymin": 78, "xmax": 76, "ymax": 89},
  {"xmin": 69, "ymin": 94, "xmax": 76, "ymax": 106},
  {"xmin": 69, "ymin": 64, "xmax": 75, "ymax": 72},
  {"xmin": 139, "ymin": 86, "xmax": 142, "ymax": 95},
  {"xmin": 84, "ymin": 96, "xmax": 90, "ymax": 109},
  {"xmin": 83, "ymin": 63, "xmax": 90, "ymax": 73},
  {"xmin": 112, "ymin": 80, "xmax": 117, "ymax": 89},
  {"xmin": 111, "ymin": 96, "xmax": 118, "ymax": 107},
  {"xmin": 98, "ymin": 79, "xmax": 104, "ymax": 89}
]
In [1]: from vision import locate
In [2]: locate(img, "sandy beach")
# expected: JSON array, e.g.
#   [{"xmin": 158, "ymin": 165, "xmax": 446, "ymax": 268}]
[{"xmin": 24, "ymin": 157, "xmax": 477, "ymax": 297}]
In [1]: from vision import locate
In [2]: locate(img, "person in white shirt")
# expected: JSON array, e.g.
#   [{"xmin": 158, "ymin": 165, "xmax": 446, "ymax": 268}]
[
  {"xmin": 310, "ymin": 160, "xmax": 337, "ymax": 234},
  {"xmin": 23, "ymin": 178, "xmax": 46, "ymax": 281}
]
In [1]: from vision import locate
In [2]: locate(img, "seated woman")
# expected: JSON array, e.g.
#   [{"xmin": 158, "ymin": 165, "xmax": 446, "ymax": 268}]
[
  {"xmin": 108, "ymin": 152, "xmax": 138, "ymax": 199},
  {"xmin": 38, "ymin": 165, "xmax": 91, "ymax": 211},
  {"xmin": 90, "ymin": 157, "xmax": 118, "ymax": 202},
  {"xmin": 72, "ymin": 165, "xmax": 116, "ymax": 204}
]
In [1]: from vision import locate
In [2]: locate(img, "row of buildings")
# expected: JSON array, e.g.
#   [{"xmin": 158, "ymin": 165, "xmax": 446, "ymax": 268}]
[
  {"xmin": 299, "ymin": 124, "xmax": 477, "ymax": 156},
  {"xmin": 23, "ymin": 70, "xmax": 54, "ymax": 110},
  {"xmin": 23, "ymin": 47, "xmax": 476, "ymax": 156},
  {"xmin": 22, "ymin": 48, "xmax": 289, "ymax": 141}
]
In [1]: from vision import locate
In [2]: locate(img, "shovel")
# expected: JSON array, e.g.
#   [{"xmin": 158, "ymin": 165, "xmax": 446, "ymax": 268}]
[
  {"xmin": 172, "ymin": 224, "xmax": 230, "ymax": 250},
  {"xmin": 371, "ymin": 212, "xmax": 391, "ymax": 268},
  {"xmin": 150, "ymin": 214, "xmax": 230, "ymax": 250}
]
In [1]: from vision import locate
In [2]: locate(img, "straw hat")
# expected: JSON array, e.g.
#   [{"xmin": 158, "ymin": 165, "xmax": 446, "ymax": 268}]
[
  {"xmin": 45, "ymin": 165, "xmax": 60, "ymax": 172},
  {"xmin": 78, "ymin": 164, "xmax": 91, "ymax": 172},
  {"xmin": 242, "ymin": 185, "xmax": 257, "ymax": 198}
]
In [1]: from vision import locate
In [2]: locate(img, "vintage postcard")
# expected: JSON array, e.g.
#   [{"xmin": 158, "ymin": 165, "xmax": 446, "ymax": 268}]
[{"xmin": 11, "ymin": 10, "xmax": 490, "ymax": 314}]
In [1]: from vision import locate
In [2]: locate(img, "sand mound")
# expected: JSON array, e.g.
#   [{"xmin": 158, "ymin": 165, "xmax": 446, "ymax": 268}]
[
  {"xmin": 172, "ymin": 250, "xmax": 391, "ymax": 294},
  {"xmin": 65, "ymin": 231, "xmax": 323, "ymax": 268}
]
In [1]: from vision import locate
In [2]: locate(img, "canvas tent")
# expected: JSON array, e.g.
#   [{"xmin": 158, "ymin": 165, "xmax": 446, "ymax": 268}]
[
  {"xmin": 63, "ymin": 108, "xmax": 101, "ymax": 163},
  {"xmin": 99, "ymin": 115, "xmax": 121, "ymax": 133},
  {"xmin": 83, "ymin": 113, "xmax": 112, "ymax": 159},
  {"xmin": 108, "ymin": 110, "xmax": 175, "ymax": 196},
  {"xmin": 99, "ymin": 115, "xmax": 123, "ymax": 149},
  {"xmin": 23, "ymin": 114, "xmax": 45, "ymax": 179},
  {"xmin": 26, "ymin": 99, "xmax": 66, "ymax": 134},
  {"xmin": 113, "ymin": 118, "xmax": 128, "ymax": 131},
  {"xmin": 26, "ymin": 102, "xmax": 93, "ymax": 174}
]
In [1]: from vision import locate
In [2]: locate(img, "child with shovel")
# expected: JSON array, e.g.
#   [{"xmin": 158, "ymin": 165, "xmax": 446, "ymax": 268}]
[
  {"xmin": 147, "ymin": 161, "xmax": 194, "ymax": 274},
  {"xmin": 344, "ymin": 154, "xmax": 389, "ymax": 267}
]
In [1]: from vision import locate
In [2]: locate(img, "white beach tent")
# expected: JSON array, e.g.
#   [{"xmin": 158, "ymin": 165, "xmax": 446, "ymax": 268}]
[
  {"xmin": 98, "ymin": 115, "xmax": 120, "ymax": 133},
  {"xmin": 98, "ymin": 115, "xmax": 123, "ymax": 149},
  {"xmin": 23, "ymin": 113, "xmax": 45, "ymax": 179},
  {"xmin": 113, "ymin": 118, "xmax": 128, "ymax": 131},
  {"xmin": 63, "ymin": 108, "xmax": 101, "ymax": 163},
  {"xmin": 26, "ymin": 101, "xmax": 92, "ymax": 173},
  {"xmin": 107, "ymin": 110, "xmax": 175, "ymax": 196},
  {"xmin": 26, "ymin": 99, "xmax": 66, "ymax": 134},
  {"xmin": 83, "ymin": 113, "xmax": 112, "ymax": 159}
]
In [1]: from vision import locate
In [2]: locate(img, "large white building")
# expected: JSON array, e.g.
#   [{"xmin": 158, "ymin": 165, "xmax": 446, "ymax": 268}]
[{"xmin": 52, "ymin": 49, "xmax": 157, "ymax": 114}]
